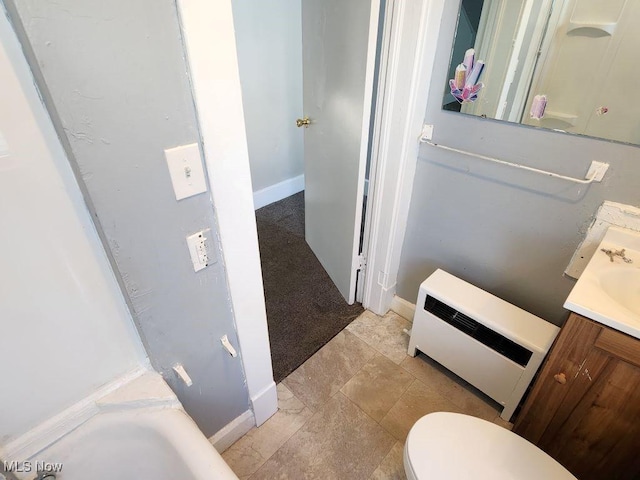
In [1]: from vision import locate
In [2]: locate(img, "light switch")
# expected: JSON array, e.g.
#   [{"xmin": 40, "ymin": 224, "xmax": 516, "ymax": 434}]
[{"xmin": 165, "ymin": 143, "xmax": 207, "ymax": 200}]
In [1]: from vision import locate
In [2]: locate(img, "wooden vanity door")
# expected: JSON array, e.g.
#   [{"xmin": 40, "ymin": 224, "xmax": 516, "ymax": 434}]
[{"xmin": 514, "ymin": 313, "xmax": 640, "ymax": 480}]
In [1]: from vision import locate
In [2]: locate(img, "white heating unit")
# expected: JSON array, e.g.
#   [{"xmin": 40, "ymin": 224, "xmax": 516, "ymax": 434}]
[{"xmin": 408, "ymin": 269, "xmax": 560, "ymax": 421}]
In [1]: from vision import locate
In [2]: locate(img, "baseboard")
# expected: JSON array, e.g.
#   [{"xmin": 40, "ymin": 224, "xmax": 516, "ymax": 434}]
[
  {"xmin": 251, "ymin": 380, "xmax": 278, "ymax": 426},
  {"xmin": 208, "ymin": 380, "xmax": 277, "ymax": 453},
  {"xmin": 253, "ymin": 174, "xmax": 304, "ymax": 210},
  {"xmin": 209, "ymin": 409, "xmax": 255, "ymax": 453},
  {"xmin": 1, "ymin": 365, "xmax": 149, "ymax": 461},
  {"xmin": 390, "ymin": 295, "xmax": 416, "ymax": 322}
]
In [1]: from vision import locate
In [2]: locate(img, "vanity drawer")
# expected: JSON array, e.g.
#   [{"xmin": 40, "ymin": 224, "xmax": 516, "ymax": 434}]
[{"xmin": 595, "ymin": 328, "xmax": 640, "ymax": 368}]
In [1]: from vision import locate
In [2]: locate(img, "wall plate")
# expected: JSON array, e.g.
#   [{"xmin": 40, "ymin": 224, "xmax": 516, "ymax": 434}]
[
  {"xmin": 165, "ymin": 143, "xmax": 207, "ymax": 200},
  {"xmin": 186, "ymin": 229, "xmax": 215, "ymax": 272}
]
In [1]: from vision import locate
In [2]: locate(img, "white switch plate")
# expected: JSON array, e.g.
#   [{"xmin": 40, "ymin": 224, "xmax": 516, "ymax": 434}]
[
  {"xmin": 186, "ymin": 229, "xmax": 215, "ymax": 272},
  {"xmin": 165, "ymin": 143, "xmax": 207, "ymax": 200}
]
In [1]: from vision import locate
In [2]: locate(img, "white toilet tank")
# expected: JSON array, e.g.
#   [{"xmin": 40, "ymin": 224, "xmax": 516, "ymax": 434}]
[{"xmin": 404, "ymin": 412, "xmax": 576, "ymax": 480}]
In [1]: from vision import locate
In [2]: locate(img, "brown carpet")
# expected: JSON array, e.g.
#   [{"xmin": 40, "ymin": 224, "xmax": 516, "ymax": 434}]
[{"xmin": 256, "ymin": 192, "xmax": 364, "ymax": 382}]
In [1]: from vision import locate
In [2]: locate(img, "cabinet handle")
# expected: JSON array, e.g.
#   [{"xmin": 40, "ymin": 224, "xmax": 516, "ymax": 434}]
[{"xmin": 553, "ymin": 372, "xmax": 567, "ymax": 384}]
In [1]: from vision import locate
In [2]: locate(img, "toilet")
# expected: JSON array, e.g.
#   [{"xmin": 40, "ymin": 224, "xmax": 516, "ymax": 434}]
[{"xmin": 404, "ymin": 412, "xmax": 577, "ymax": 480}]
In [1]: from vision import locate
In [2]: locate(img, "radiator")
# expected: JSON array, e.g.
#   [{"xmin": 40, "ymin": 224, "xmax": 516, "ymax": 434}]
[{"xmin": 408, "ymin": 269, "xmax": 559, "ymax": 421}]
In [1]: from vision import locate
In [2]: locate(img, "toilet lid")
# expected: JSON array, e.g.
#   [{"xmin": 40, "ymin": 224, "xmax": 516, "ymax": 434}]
[{"xmin": 405, "ymin": 412, "xmax": 577, "ymax": 480}]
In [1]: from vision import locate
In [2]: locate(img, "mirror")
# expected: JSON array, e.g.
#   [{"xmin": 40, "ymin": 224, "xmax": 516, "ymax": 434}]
[{"xmin": 443, "ymin": 0, "xmax": 640, "ymax": 146}]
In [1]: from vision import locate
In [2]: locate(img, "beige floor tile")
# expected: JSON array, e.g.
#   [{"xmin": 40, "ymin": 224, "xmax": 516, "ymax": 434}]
[
  {"xmin": 250, "ymin": 393, "xmax": 395, "ymax": 480},
  {"xmin": 346, "ymin": 310, "xmax": 412, "ymax": 364},
  {"xmin": 400, "ymin": 353, "xmax": 500, "ymax": 421},
  {"xmin": 223, "ymin": 383, "xmax": 313, "ymax": 477},
  {"xmin": 370, "ymin": 441, "xmax": 406, "ymax": 480},
  {"xmin": 341, "ymin": 354, "xmax": 414, "ymax": 422},
  {"xmin": 282, "ymin": 330, "xmax": 377, "ymax": 411},
  {"xmin": 380, "ymin": 379, "xmax": 463, "ymax": 441}
]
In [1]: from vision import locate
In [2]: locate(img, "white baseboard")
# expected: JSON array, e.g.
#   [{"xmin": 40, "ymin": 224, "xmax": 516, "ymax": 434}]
[
  {"xmin": 209, "ymin": 409, "xmax": 255, "ymax": 453},
  {"xmin": 251, "ymin": 380, "xmax": 278, "ymax": 426},
  {"xmin": 253, "ymin": 174, "xmax": 304, "ymax": 210},
  {"xmin": 390, "ymin": 295, "xmax": 416, "ymax": 322},
  {"xmin": 208, "ymin": 382, "xmax": 277, "ymax": 453}
]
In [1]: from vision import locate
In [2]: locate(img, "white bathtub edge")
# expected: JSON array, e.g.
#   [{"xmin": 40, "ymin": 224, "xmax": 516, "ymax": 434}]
[
  {"xmin": 1, "ymin": 365, "xmax": 151, "ymax": 461},
  {"xmin": 209, "ymin": 409, "xmax": 255, "ymax": 453}
]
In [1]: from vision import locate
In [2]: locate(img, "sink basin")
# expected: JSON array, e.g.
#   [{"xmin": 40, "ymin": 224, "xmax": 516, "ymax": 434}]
[
  {"xmin": 599, "ymin": 268, "xmax": 640, "ymax": 316},
  {"xmin": 565, "ymin": 226, "xmax": 640, "ymax": 339}
]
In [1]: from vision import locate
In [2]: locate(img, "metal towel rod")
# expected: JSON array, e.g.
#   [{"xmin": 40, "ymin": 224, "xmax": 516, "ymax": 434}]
[{"xmin": 423, "ymin": 140, "xmax": 598, "ymax": 185}]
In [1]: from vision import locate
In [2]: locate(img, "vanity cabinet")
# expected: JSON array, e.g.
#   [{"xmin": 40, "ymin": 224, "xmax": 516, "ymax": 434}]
[{"xmin": 514, "ymin": 312, "xmax": 640, "ymax": 480}]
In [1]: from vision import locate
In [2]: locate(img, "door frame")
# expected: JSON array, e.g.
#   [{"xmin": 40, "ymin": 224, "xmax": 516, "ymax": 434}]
[
  {"xmin": 177, "ymin": 0, "xmax": 444, "ymax": 427},
  {"xmin": 362, "ymin": 0, "xmax": 445, "ymax": 315}
]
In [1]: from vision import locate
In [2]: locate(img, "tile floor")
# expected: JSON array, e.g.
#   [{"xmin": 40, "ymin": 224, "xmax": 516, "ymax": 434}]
[{"xmin": 221, "ymin": 310, "xmax": 513, "ymax": 479}]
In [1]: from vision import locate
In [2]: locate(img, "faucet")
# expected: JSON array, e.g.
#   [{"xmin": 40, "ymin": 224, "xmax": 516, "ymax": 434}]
[
  {"xmin": 601, "ymin": 248, "xmax": 633, "ymax": 263},
  {"xmin": 34, "ymin": 473, "xmax": 56, "ymax": 480}
]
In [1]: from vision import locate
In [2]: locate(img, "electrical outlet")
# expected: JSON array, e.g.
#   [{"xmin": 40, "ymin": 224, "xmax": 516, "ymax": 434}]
[{"xmin": 186, "ymin": 229, "xmax": 215, "ymax": 272}]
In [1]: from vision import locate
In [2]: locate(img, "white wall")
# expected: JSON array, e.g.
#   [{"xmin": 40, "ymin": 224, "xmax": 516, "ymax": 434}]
[
  {"xmin": 0, "ymin": 10, "xmax": 146, "ymax": 444},
  {"xmin": 231, "ymin": 0, "xmax": 304, "ymax": 197}
]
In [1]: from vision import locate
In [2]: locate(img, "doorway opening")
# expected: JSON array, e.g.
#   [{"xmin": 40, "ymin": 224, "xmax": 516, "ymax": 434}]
[
  {"xmin": 255, "ymin": 193, "xmax": 363, "ymax": 382},
  {"xmin": 231, "ymin": 0, "xmax": 384, "ymax": 382}
]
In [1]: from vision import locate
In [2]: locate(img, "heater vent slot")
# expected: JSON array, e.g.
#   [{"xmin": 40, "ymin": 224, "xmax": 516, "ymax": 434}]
[{"xmin": 424, "ymin": 295, "xmax": 532, "ymax": 367}]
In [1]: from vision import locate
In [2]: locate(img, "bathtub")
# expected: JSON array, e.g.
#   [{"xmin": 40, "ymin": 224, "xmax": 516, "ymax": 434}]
[{"xmin": 6, "ymin": 371, "xmax": 238, "ymax": 480}]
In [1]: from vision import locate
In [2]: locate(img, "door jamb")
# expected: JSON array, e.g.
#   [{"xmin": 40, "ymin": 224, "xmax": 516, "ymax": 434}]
[
  {"xmin": 177, "ymin": 0, "xmax": 277, "ymax": 427},
  {"xmin": 362, "ymin": 0, "xmax": 446, "ymax": 315}
]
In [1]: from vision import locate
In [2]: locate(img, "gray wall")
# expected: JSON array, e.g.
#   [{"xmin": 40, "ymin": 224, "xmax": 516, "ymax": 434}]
[
  {"xmin": 8, "ymin": 0, "xmax": 249, "ymax": 436},
  {"xmin": 397, "ymin": 0, "xmax": 640, "ymax": 326},
  {"xmin": 231, "ymin": 0, "xmax": 304, "ymax": 193}
]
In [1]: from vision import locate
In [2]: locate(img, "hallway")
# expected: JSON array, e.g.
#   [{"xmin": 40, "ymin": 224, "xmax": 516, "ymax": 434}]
[{"xmin": 256, "ymin": 192, "xmax": 363, "ymax": 381}]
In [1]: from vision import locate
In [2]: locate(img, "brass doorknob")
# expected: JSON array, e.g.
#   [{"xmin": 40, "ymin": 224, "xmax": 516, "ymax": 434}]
[
  {"xmin": 553, "ymin": 373, "xmax": 567, "ymax": 384},
  {"xmin": 296, "ymin": 117, "xmax": 311, "ymax": 128}
]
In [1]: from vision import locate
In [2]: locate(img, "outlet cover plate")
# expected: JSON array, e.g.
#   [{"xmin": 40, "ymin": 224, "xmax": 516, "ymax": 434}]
[{"xmin": 186, "ymin": 229, "xmax": 215, "ymax": 272}]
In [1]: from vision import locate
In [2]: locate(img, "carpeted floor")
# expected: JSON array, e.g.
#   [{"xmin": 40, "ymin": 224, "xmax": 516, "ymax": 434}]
[{"xmin": 256, "ymin": 192, "xmax": 364, "ymax": 383}]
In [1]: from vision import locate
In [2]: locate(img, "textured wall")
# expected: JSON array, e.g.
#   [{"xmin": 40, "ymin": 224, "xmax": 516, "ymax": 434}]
[
  {"xmin": 397, "ymin": 0, "xmax": 640, "ymax": 326},
  {"xmin": 8, "ymin": 0, "xmax": 250, "ymax": 436}
]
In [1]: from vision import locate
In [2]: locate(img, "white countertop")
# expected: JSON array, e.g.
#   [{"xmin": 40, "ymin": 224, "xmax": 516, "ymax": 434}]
[{"xmin": 564, "ymin": 227, "xmax": 640, "ymax": 339}]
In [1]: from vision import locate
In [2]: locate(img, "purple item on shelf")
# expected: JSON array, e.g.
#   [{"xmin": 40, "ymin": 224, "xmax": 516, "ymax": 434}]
[{"xmin": 530, "ymin": 95, "xmax": 547, "ymax": 119}]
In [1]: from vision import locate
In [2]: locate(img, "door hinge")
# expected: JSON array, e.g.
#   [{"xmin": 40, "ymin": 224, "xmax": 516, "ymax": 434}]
[{"xmin": 357, "ymin": 254, "xmax": 366, "ymax": 270}]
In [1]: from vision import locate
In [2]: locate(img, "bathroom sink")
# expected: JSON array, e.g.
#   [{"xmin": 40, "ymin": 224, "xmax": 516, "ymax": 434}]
[
  {"xmin": 565, "ymin": 226, "xmax": 640, "ymax": 339},
  {"xmin": 599, "ymin": 268, "xmax": 640, "ymax": 316}
]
